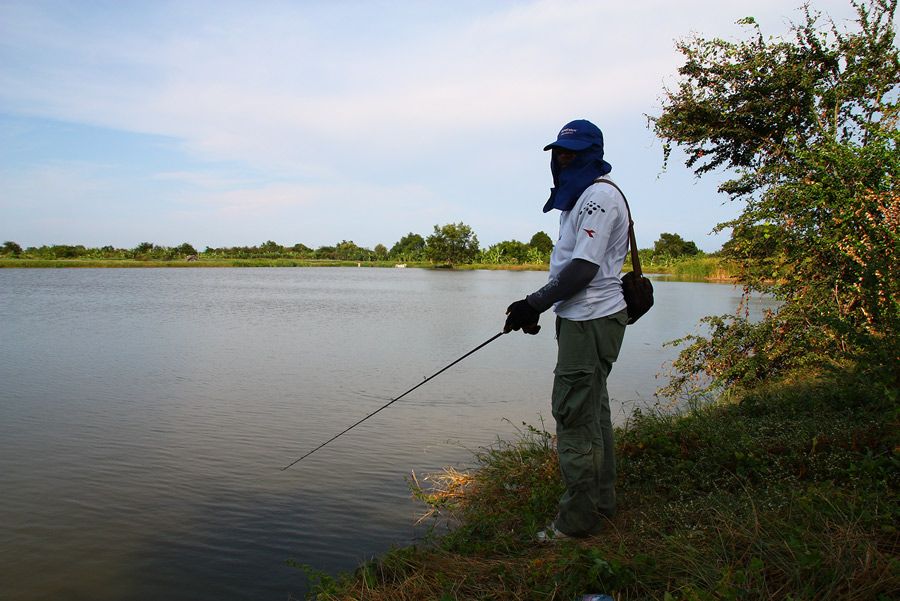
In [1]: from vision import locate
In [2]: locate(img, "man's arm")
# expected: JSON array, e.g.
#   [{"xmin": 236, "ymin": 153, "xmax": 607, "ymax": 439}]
[
  {"xmin": 504, "ymin": 258, "xmax": 598, "ymax": 333},
  {"xmin": 526, "ymin": 258, "xmax": 599, "ymax": 312}
]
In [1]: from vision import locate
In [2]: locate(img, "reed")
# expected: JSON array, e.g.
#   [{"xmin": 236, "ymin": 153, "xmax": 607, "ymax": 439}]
[{"xmin": 671, "ymin": 257, "xmax": 733, "ymax": 280}]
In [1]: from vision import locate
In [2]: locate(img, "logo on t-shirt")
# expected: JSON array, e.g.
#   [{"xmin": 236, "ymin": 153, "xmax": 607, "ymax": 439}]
[
  {"xmin": 580, "ymin": 200, "xmax": 605, "ymax": 216},
  {"xmin": 583, "ymin": 229, "xmax": 596, "ymax": 238}
]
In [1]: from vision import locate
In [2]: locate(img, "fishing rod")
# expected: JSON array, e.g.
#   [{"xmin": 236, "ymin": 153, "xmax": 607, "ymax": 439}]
[{"xmin": 281, "ymin": 330, "xmax": 507, "ymax": 470}]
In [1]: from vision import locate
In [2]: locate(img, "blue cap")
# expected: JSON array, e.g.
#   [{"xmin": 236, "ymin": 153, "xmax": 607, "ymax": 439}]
[{"xmin": 543, "ymin": 119, "xmax": 604, "ymax": 151}]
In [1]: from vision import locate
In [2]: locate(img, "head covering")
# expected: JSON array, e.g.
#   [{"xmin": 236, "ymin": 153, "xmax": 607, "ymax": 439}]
[{"xmin": 542, "ymin": 119, "xmax": 612, "ymax": 213}]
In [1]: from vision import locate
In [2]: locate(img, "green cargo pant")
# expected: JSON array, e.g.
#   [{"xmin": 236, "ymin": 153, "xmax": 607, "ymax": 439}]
[{"xmin": 552, "ymin": 309, "xmax": 628, "ymax": 536}]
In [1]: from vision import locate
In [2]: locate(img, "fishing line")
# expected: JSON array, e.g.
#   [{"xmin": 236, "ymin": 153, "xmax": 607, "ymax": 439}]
[{"xmin": 281, "ymin": 331, "xmax": 506, "ymax": 470}]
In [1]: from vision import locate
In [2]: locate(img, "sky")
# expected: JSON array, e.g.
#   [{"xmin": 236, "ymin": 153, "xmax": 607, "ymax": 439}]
[{"xmin": 0, "ymin": 0, "xmax": 863, "ymax": 253}]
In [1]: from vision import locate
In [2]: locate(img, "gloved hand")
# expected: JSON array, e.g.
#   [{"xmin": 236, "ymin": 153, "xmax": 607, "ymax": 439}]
[{"xmin": 504, "ymin": 299, "xmax": 541, "ymax": 335}]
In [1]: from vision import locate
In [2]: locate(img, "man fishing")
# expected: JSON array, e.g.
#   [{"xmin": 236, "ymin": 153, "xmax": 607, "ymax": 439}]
[{"xmin": 504, "ymin": 119, "xmax": 630, "ymax": 540}]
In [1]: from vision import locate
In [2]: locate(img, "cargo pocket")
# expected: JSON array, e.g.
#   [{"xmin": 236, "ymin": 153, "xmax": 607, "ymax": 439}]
[
  {"xmin": 551, "ymin": 366, "xmax": 594, "ymax": 431},
  {"xmin": 557, "ymin": 436, "xmax": 594, "ymax": 490}
]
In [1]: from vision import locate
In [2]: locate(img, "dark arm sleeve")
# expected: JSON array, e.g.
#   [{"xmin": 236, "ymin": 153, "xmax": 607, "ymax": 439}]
[{"xmin": 525, "ymin": 258, "xmax": 599, "ymax": 313}]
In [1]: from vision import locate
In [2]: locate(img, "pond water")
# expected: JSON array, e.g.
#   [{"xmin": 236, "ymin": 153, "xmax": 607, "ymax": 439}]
[{"xmin": 0, "ymin": 267, "xmax": 774, "ymax": 601}]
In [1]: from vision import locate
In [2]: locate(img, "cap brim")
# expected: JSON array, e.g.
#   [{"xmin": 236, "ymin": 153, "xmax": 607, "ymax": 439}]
[{"xmin": 543, "ymin": 139, "xmax": 594, "ymax": 151}]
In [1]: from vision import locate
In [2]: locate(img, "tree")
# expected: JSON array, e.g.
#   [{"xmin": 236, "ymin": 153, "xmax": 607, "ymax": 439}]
[
  {"xmin": 176, "ymin": 242, "xmax": 198, "ymax": 257},
  {"xmin": 50, "ymin": 244, "xmax": 85, "ymax": 259},
  {"xmin": 487, "ymin": 239, "xmax": 529, "ymax": 263},
  {"xmin": 718, "ymin": 224, "xmax": 785, "ymax": 280},
  {"xmin": 260, "ymin": 240, "xmax": 283, "ymax": 256},
  {"xmin": 529, "ymin": 231, "xmax": 554, "ymax": 255},
  {"xmin": 425, "ymin": 222, "xmax": 480, "ymax": 266},
  {"xmin": 335, "ymin": 240, "xmax": 365, "ymax": 261},
  {"xmin": 315, "ymin": 245, "xmax": 337, "ymax": 260},
  {"xmin": 2, "ymin": 241, "xmax": 23, "ymax": 256},
  {"xmin": 652, "ymin": 233, "xmax": 700, "ymax": 260},
  {"xmin": 652, "ymin": 0, "xmax": 900, "ymax": 395},
  {"xmin": 389, "ymin": 232, "xmax": 426, "ymax": 260},
  {"xmin": 133, "ymin": 242, "xmax": 154, "ymax": 256},
  {"xmin": 98, "ymin": 245, "xmax": 120, "ymax": 258}
]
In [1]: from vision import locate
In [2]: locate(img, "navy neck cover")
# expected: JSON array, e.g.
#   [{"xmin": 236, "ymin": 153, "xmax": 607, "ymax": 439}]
[{"xmin": 543, "ymin": 145, "xmax": 612, "ymax": 213}]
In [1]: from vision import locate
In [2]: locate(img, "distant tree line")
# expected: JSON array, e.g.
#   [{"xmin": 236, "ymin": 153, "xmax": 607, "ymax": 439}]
[{"xmin": 2, "ymin": 225, "xmax": 711, "ymax": 267}]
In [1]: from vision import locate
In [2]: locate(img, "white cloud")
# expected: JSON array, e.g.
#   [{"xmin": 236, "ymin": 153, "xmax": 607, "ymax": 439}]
[
  {"xmin": 0, "ymin": 0, "xmax": 865, "ymax": 250},
  {"xmin": 5, "ymin": 0, "xmax": 850, "ymax": 164}
]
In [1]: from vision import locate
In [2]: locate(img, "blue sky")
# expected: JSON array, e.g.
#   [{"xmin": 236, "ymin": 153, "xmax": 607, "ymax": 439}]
[{"xmin": 1, "ymin": 0, "xmax": 861, "ymax": 253}]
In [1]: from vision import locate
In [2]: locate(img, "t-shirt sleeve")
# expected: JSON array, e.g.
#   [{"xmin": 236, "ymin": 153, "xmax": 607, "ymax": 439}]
[{"xmin": 570, "ymin": 185, "xmax": 621, "ymax": 265}]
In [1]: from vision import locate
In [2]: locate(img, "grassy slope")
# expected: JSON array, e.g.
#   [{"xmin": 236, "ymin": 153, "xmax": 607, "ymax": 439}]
[{"xmin": 302, "ymin": 374, "xmax": 899, "ymax": 600}]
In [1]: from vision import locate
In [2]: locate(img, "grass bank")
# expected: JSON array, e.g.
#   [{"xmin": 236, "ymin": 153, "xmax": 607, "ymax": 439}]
[
  {"xmin": 0, "ymin": 256, "xmax": 733, "ymax": 278},
  {"xmin": 300, "ymin": 373, "xmax": 899, "ymax": 600}
]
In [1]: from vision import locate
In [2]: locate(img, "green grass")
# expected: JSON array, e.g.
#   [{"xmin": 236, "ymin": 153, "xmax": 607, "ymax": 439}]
[
  {"xmin": 0, "ymin": 256, "xmax": 738, "ymax": 280},
  {"xmin": 299, "ymin": 373, "xmax": 899, "ymax": 600},
  {"xmin": 670, "ymin": 257, "xmax": 734, "ymax": 280}
]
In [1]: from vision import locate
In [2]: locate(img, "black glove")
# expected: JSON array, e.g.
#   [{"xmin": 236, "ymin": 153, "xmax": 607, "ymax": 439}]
[{"xmin": 504, "ymin": 299, "xmax": 541, "ymax": 335}]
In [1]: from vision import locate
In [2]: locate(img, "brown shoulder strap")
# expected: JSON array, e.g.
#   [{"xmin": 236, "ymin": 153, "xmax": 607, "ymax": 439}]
[{"xmin": 593, "ymin": 178, "xmax": 642, "ymax": 277}]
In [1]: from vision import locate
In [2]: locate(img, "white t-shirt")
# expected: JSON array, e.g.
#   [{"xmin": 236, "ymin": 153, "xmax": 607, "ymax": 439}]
[{"xmin": 548, "ymin": 178, "xmax": 630, "ymax": 321}]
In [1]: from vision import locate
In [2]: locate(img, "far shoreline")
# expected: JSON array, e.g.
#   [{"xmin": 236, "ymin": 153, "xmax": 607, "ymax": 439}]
[{"xmin": 0, "ymin": 258, "xmax": 733, "ymax": 280}]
